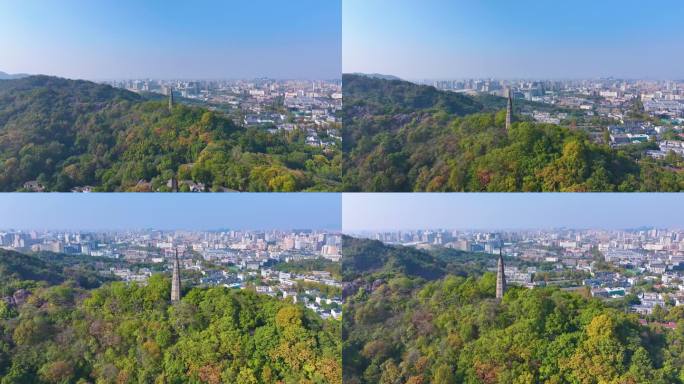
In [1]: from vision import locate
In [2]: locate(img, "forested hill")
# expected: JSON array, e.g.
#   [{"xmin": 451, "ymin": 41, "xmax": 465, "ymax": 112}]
[
  {"xmin": 0, "ymin": 248, "xmax": 71, "ymax": 286},
  {"xmin": 342, "ymin": 74, "xmax": 684, "ymax": 191},
  {"xmin": 0, "ymin": 250, "xmax": 342, "ymax": 383},
  {"xmin": 341, "ymin": 236, "xmax": 491, "ymax": 282},
  {"xmin": 342, "ymin": 237, "xmax": 448, "ymax": 281},
  {"xmin": 0, "ymin": 248, "xmax": 116, "ymax": 295},
  {"xmin": 342, "ymin": 74, "xmax": 485, "ymax": 116},
  {"xmin": 0, "ymin": 76, "xmax": 340, "ymax": 191},
  {"xmin": 342, "ymin": 238, "xmax": 684, "ymax": 384}
]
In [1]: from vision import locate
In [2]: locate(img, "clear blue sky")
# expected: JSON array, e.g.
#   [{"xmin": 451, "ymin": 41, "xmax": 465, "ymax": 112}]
[
  {"xmin": 343, "ymin": 0, "xmax": 684, "ymax": 80},
  {"xmin": 0, "ymin": 0, "xmax": 341, "ymax": 80},
  {"xmin": 0, "ymin": 194, "xmax": 341, "ymax": 231},
  {"xmin": 343, "ymin": 193, "xmax": 684, "ymax": 231}
]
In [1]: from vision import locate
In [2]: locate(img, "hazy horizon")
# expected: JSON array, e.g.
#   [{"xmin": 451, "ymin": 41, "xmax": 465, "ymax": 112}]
[
  {"xmin": 0, "ymin": 69, "xmax": 343, "ymax": 82},
  {"xmin": 342, "ymin": 193, "xmax": 684, "ymax": 232},
  {"xmin": 346, "ymin": 72, "xmax": 684, "ymax": 82},
  {"xmin": 0, "ymin": 0, "xmax": 341, "ymax": 80},
  {"xmin": 0, "ymin": 194, "xmax": 342, "ymax": 231},
  {"xmin": 343, "ymin": 0, "xmax": 684, "ymax": 80},
  {"xmin": 346, "ymin": 226, "xmax": 678, "ymax": 234}
]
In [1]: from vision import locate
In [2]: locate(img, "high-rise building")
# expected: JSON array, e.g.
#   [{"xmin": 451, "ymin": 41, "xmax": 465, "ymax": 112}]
[
  {"xmin": 496, "ymin": 249, "xmax": 506, "ymax": 300},
  {"xmin": 171, "ymin": 249, "xmax": 181, "ymax": 302}
]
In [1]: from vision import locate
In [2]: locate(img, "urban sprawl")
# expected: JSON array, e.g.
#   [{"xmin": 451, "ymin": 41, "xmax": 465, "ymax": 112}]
[
  {"xmin": 357, "ymin": 228, "xmax": 684, "ymax": 324},
  {"xmin": 425, "ymin": 78, "xmax": 684, "ymax": 159},
  {"xmin": 107, "ymin": 78, "xmax": 342, "ymax": 151},
  {"xmin": 0, "ymin": 229, "xmax": 342, "ymax": 319}
]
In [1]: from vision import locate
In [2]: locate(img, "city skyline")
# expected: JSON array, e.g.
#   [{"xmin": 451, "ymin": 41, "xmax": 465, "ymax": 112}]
[
  {"xmin": 348, "ymin": 226, "xmax": 684, "ymax": 236},
  {"xmin": 0, "ymin": 0, "xmax": 341, "ymax": 80},
  {"xmin": 342, "ymin": 193, "xmax": 684, "ymax": 231},
  {"xmin": 0, "ymin": 193, "xmax": 342, "ymax": 231},
  {"xmin": 343, "ymin": 0, "xmax": 684, "ymax": 80}
]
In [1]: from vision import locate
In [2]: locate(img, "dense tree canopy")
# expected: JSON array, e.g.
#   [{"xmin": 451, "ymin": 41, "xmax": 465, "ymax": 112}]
[
  {"xmin": 0, "ymin": 250, "xmax": 341, "ymax": 383},
  {"xmin": 342, "ymin": 74, "xmax": 684, "ymax": 191},
  {"xmin": 342, "ymin": 237, "xmax": 509, "ymax": 283},
  {"xmin": 342, "ymin": 237, "xmax": 684, "ymax": 384},
  {"xmin": 0, "ymin": 249, "xmax": 117, "ymax": 297},
  {"xmin": 0, "ymin": 76, "xmax": 341, "ymax": 191},
  {"xmin": 275, "ymin": 258, "xmax": 341, "ymax": 280}
]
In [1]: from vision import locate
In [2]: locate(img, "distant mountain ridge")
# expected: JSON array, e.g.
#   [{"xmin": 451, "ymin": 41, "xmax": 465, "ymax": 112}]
[
  {"xmin": 348, "ymin": 73, "xmax": 403, "ymax": 81},
  {"xmin": 0, "ymin": 71, "xmax": 30, "ymax": 80}
]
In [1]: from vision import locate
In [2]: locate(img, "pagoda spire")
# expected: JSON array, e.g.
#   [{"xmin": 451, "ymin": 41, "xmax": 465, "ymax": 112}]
[
  {"xmin": 168, "ymin": 87, "xmax": 174, "ymax": 112},
  {"xmin": 505, "ymin": 88, "xmax": 513, "ymax": 130},
  {"xmin": 496, "ymin": 248, "xmax": 506, "ymax": 300},
  {"xmin": 171, "ymin": 248, "xmax": 181, "ymax": 302}
]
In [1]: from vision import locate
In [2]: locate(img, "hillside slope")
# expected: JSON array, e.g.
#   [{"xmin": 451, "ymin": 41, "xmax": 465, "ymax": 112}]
[
  {"xmin": 342, "ymin": 238, "xmax": 684, "ymax": 384},
  {"xmin": 0, "ymin": 76, "xmax": 340, "ymax": 191},
  {"xmin": 341, "ymin": 74, "xmax": 684, "ymax": 191},
  {"xmin": 0, "ymin": 248, "xmax": 117, "ymax": 295},
  {"xmin": 342, "ymin": 236, "xmax": 447, "ymax": 281},
  {"xmin": 0, "ymin": 272, "xmax": 341, "ymax": 383}
]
